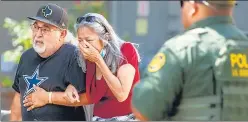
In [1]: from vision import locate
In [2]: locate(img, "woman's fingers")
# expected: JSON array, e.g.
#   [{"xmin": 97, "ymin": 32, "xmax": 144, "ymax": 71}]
[
  {"xmin": 23, "ymin": 101, "xmax": 33, "ymax": 107},
  {"xmin": 66, "ymin": 92, "xmax": 77, "ymax": 103},
  {"xmin": 72, "ymin": 91, "xmax": 80, "ymax": 102},
  {"xmin": 27, "ymin": 105, "xmax": 35, "ymax": 111}
]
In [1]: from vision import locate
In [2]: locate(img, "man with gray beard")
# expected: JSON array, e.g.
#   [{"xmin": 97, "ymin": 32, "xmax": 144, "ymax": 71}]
[{"xmin": 10, "ymin": 3, "xmax": 86, "ymax": 121}]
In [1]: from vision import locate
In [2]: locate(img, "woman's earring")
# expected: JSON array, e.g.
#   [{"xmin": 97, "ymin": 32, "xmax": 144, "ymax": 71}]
[{"xmin": 100, "ymin": 48, "xmax": 106, "ymax": 58}]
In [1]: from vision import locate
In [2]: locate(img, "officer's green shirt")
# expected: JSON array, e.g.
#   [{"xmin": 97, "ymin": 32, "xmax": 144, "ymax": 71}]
[{"xmin": 132, "ymin": 16, "xmax": 248, "ymax": 120}]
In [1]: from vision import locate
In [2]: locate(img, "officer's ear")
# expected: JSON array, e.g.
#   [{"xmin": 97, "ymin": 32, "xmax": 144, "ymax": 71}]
[
  {"xmin": 183, "ymin": 1, "xmax": 197, "ymax": 17},
  {"xmin": 188, "ymin": 1, "xmax": 197, "ymax": 17}
]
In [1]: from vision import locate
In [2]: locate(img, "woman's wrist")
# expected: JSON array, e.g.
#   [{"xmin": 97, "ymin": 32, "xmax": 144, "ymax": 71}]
[{"xmin": 95, "ymin": 54, "xmax": 104, "ymax": 66}]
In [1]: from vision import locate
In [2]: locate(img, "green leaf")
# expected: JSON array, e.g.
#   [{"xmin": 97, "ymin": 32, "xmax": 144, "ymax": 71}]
[{"xmin": 1, "ymin": 76, "xmax": 13, "ymax": 88}]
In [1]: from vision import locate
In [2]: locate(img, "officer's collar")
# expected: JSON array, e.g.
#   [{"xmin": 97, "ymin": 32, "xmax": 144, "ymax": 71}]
[{"xmin": 186, "ymin": 16, "xmax": 234, "ymax": 31}]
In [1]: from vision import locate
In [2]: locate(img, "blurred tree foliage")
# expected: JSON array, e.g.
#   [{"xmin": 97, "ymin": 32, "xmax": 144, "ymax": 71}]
[
  {"xmin": 3, "ymin": 18, "xmax": 32, "ymax": 64},
  {"xmin": 0, "ymin": 2, "xmax": 133, "ymax": 88},
  {"xmin": 1, "ymin": 1, "xmax": 109, "ymax": 88},
  {"xmin": 1, "ymin": 18, "xmax": 32, "ymax": 88}
]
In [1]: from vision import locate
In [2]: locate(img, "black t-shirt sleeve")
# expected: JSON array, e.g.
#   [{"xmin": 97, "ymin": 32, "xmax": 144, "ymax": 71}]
[
  {"xmin": 12, "ymin": 56, "xmax": 23, "ymax": 93},
  {"xmin": 64, "ymin": 51, "xmax": 86, "ymax": 94}
]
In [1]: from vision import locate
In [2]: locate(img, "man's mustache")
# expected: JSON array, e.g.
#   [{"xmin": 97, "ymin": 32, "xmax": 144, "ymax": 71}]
[{"xmin": 33, "ymin": 39, "xmax": 44, "ymax": 45}]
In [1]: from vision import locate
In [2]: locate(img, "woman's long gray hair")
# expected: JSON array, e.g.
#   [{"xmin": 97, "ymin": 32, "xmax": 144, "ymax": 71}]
[{"xmin": 74, "ymin": 13, "xmax": 140, "ymax": 73}]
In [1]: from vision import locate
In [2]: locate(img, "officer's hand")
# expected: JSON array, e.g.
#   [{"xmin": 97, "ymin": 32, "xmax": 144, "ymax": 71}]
[
  {"xmin": 63, "ymin": 84, "xmax": 80, "ymax": 103},
  {"xmin": 23, "ymin": 85, "xmax": 49, "ymax": 111}
]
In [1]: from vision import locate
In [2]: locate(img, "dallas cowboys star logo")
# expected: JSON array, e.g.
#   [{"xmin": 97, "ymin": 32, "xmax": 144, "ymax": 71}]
[
  {"xmin": 23, "ymin": 65, "xmax": 48, "ymax": 98},
  {"xmin": 42, "ymin": 5, "xmax": 52, "ymax": 18}
]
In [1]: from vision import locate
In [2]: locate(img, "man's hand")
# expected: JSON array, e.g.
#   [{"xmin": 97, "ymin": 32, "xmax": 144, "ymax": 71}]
[{"xmin": 23, "ymin": 85, "xmax": 49, "ymax": 111}]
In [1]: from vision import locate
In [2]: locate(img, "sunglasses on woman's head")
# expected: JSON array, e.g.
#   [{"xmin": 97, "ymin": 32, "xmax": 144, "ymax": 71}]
[
  {"xmin": 76, "ymin": 16, "xmax": 97, "ymax": 24},
  {"xmin": 76, "ymin": 16, "xmax": 108, "ymax": 32}
]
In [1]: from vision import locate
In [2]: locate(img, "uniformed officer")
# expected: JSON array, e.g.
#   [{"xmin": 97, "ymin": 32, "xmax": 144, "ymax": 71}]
[{"xmin": 132, "ymin": 0, "xmax": 248, "ymax": 121}]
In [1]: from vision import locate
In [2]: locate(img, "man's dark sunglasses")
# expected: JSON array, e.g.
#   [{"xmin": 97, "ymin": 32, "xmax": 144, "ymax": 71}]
[
  {"xmin": 76, "ymin": 16, "xmax": 108, "ymax": 32},
  {"xmin": 180, "ymin": 0, "xmax": 238, "ymax": 8},
  {"xmin": 180, "ymin": 0, "xmax": 193, "ymax": 7},
  {"xmin": 180, "ymin": 0, "xmax": 184, "ymax": 7}
]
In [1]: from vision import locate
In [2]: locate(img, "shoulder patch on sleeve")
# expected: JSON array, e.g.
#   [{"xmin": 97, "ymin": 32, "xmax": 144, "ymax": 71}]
[
  {"xmin": 165, "ymin": 28, "xmax": 209, "ymax": 52},
  {"xmin": 148, "ymin": 53, "xmax": 166, "ymax": 73}
]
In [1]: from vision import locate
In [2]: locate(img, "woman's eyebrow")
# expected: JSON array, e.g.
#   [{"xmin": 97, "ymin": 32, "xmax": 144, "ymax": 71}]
[{"xmin": 85, "ymin": 37, "xmax": 95, "ymax": 40}]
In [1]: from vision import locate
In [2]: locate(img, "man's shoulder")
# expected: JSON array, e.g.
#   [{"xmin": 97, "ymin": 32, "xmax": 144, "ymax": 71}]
[
  {"xmin": 62, "ymin": 43, "xmax": 77, "ymax": 52},
  {"xmin": 21, "ymin": 48, "xmax": 36, "ymax": 58},
  {"xmin": 164, "ymin": 28, "xmax": 209, "ymax": 52},
  {"xmin": 60, "ymin": 43, "xmax": 78, "ymax": 57}
]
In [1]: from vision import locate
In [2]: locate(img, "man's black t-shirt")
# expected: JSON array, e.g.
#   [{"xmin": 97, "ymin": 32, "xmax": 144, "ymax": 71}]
[{"xmin": 12, "ymin": 44, "xmax": 86, "ymax": 121}]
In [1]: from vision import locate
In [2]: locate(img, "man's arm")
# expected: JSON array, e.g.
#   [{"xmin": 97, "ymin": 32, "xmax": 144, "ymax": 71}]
[
  {"xmin": 10, "ymin": 54, "xmax": 23, "ymax": 121},
  {"xmin": 23, "ymin": 86, "xmax": 92, "ymax": 111},
  {"xmin": 131, "ymin": 47, "xmax": 183, "ymax": 120},
  {"xmin": 51, "ymin": 92, "xmax": 91, "ymax": 106},
  {"xmin": 10, "ymin": 92, "xmax": 22, "ymax": 121}
]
